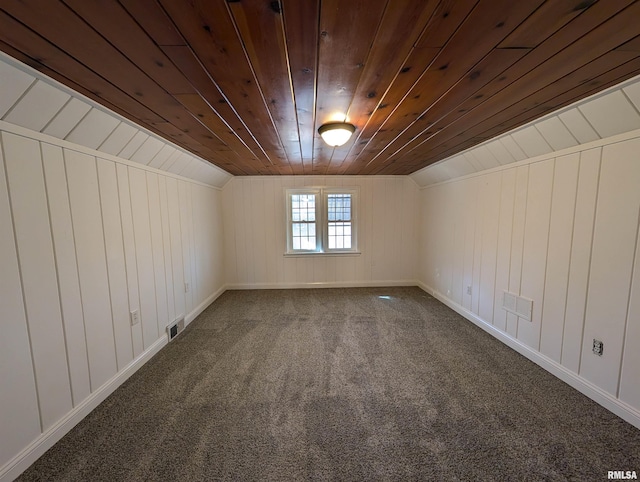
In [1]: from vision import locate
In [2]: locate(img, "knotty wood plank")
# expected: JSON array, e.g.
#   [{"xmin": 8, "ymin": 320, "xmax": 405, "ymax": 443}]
[
  {"xmin": 381, "ymin": 0, "xmax": 640, "ymax": 173},
  {"xmin": 174, "ymin": 93, "xmax": 268, "ymax": 175},
  {"xmin": 158, "ymin": 0, "xmax": 291, "ymax": 173},
  {"xmin": 360, "ymin": 48, "xmax": 530, "ymax": 174},
  {"xmin": 62, "ymin": 0, "xmax": 195, "ymax": 94},
  {"xmin": 0, "ymin": 1, "xmax": 217, "ymax": 134},
  {"xmin": 616, "ymin": 34, "xmax": 640, "ymax": 51},
  {"xmin": 341, "ymin": 0, "xmax": 480, "ymax": 174},
  {"xmin": 0, "ymin": 12, "xmax": 165, "ymax": 125},
  {"xmin": 386, "ymin": 57, "xmax": 640, "ymax": 175},
  {"xmin": 118, "ymin": 0, "xmax": 186, "ymax": 46},
  {"xmin": 499, "ymin": 0, "xmax": 596, "ymax": 48},
  {"xmin": 281, "ymin": 0, "xmax": 319, "ymax": 174},
  {"xmin": 162, "ymin": 45, "xmax": 275, "ymax": 170},
  {"xmin": 326, "ymin": 0, "xmax": 441, "ymax": 173},
  {"xmin": 349, "ymin": 0, "xmax": 544, "ymax": 173},
  {"xmin": 228, "ymin": 0, "xmax": 303, "ymax": 174},
  {"xmin": 312, "ymin": 0, "xmax": 388, "ymax": 174},
  {"xmin": 149, "ymin": 121, "xmax": 245, "ymax": 175}
]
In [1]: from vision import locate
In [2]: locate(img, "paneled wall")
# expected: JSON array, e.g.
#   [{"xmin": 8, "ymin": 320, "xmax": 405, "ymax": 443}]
[
  {"xmin": 222, "ymin": 176, "xmax": 419, "ymax": 287},
  {"xmin": 0, "ymin": 125, "xmax": 225, "ymax": 478},
  {"xmin": 418, "ymin": 134, "xmax": 640, "ymax": 424}
]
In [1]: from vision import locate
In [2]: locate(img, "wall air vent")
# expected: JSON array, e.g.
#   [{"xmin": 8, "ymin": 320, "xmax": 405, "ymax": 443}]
[
  {"xmin": 502, "ymin": 291, "xmax": 533, "ymax": 321},
  {"xmin": 167, "ymin": 316, "xmax": 185, "ymax": 341}
]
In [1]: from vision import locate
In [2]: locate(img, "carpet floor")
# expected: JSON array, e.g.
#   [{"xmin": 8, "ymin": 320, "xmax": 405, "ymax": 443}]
[{"xmin": 17, "ymin": 287, "xmax": 640, "ymax": 481}]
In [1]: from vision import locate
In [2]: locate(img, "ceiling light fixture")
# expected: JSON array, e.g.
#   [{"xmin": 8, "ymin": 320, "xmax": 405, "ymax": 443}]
[{"xmin": 318, "ymin": 122, "xmax": 355, "ymax": 147}]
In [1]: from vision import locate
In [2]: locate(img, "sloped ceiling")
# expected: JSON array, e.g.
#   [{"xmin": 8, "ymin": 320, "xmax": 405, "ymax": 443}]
[
  {"xmin": 0, "ymin": 54, "xmax": 232, "ymax": 187},
  {"xmin": 411, "ymin": 73, "xmax": 640, "ymax": 186},
  {"xmin": 1, "ymin": 1, "xmax": 640, "ymax": 176}
]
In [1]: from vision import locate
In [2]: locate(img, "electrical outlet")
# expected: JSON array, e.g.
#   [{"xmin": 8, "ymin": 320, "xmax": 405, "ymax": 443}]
[
  {"xmin": 592, "ymin": 339, "xmax": 604, "ymax": 356},
  {"xmin": 184, "ymin": 282, "xmax": 190, "ymax": 293},
  {"xmin": 466, "ymin": 285, "xmax": 472, "ymax": 296},
  {"xmin": 130, "ymin": 309, "xmax": 140, "ymax": 326}
]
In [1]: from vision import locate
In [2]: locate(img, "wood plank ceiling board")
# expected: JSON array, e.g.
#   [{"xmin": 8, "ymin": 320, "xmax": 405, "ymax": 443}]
[
  {"xmin": 228, "ymin": 0, "xmax": 303, "ymax": 174},
  {"xmin": 396, "ymin": 1, "xmax": 640, "ymax": 168},
  {"xmin": 326, "ymin": 0, "xmax": 442, "ymax": 174},
  {"xmin": 342, "ymin": 0, "xmax": 480, "ymax": 175},
  {"xmin": 312, "ymin": 0, "xmax": 389, "ymax": 174},
  {"xmin": 385, "ymin": 1, "xmax": 640, "ymax": 173},
  {"xmin": 1, "ymin": 0, "xmax": 640, "ymax": 177},
  {"xmin": 354, "ymin": 0, "xmax": 544, "ymax": 174},
  {"xmin": 280, "ymin": 0, "xmax": 320, "ymax": 174}
]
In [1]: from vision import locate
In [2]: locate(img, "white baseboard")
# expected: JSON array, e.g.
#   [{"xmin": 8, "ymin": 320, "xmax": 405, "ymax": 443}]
[
  {"xmin": 2, "ymin": 286, "xmax": 227, "ymax": 482},
  {"xmin": 225, "ymin": 279, "xmax": 419, "ymax": 290},
  {"xmin": 185, "ymin": 284, "xmax": 227, "ymax": 326},
  {"xmin": 0, "ymin": 337, "xmax": 167, "ymax": 482},
  {"xmin": 416, "ymin": 281, "xmax": 640, "ymax": 430}
]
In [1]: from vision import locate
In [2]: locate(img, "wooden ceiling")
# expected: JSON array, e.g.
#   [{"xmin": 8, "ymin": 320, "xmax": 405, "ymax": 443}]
[{"xmin": 1, "ymin": 1, "xmax": 640, "ymax": 176}]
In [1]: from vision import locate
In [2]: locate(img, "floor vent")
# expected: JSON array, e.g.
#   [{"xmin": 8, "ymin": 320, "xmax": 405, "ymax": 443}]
[{"xmin": 167, "ymin": 316, "xmax": 185, "ymax": 341}]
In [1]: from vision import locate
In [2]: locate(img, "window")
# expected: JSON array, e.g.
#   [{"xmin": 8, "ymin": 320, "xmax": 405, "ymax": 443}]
[{"xmin": 286, "ymin": 188, "xmax": 358, "ymax": 254}]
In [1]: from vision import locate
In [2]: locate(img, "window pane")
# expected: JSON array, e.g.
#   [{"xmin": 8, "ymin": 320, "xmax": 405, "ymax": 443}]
[
  {"xmin": 327, "ymin": 221, "xmax": 351, "ymax": 250},
  {"xmin": 292, "ymin": 193, "xmax": 316, "ymax": 222},
  {"xmin": 327, "ymin": 193, "xmax": 351, "ymax": 222},
  {"xmin": 291, "ymin": 221, "xmax": 316, "ymax": 251}
]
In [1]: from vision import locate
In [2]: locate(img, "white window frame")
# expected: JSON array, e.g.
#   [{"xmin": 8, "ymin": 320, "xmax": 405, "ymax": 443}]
[{"xmin": 285, "ymin": 187, "xmax": 359, "ymax": 255}]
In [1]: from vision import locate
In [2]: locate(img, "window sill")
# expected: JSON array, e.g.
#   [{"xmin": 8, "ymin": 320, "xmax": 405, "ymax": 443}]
[{"xmin": 284, "ymin": 251, "xmax": 361, "ymax": 258}]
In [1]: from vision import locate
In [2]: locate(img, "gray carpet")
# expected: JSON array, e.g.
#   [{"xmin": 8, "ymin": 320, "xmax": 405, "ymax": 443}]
[{"xmin": 17, "ymin": 287, "xmax": 640, "ymax": 481}]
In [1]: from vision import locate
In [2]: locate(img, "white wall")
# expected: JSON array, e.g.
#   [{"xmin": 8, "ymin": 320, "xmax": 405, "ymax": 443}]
[
  {"xmin": 0, "ymin": 123, "xmax": 225, "ymax": 480},
  {"xmin": 222, "ymin": 176, "xmax": 419, "ymax": 288},
  {"xmin": 417, "ymin": 132, "xmax": 640, "ymax": 427}
]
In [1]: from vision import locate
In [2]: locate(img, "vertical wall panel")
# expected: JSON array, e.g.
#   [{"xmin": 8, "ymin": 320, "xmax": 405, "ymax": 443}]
[
  {"xmin": 506, "ymin": 165, "xmax": 529, "ymax": 337},
  {"xmin": 129, "ymin": 167, "xmax": 159, "ymax": 348},
  {"xmin": 221, "ymin": 183, "xmax": 238, "ymax": 285},
  {"xmin": 178, "ymin": 181, "xmax": 195, "ymax": 312},
  {"xmin": 462, "ymin": 179, "xmax": 479, "ymax": 311},
  {"xmin": 232, "ymin": 181, "xmax": 249, "ymax": 283},
  {"xmin": 65, "ymin": 149, "xmax": 118, "ymax": 391},
  {"xmin": 210, "ymin": 189, "xmax": 225, "ymax": 292},
  {"xmin": 561, "ymin": 149, "xmax": 601, "ymax": 373},
  {"xmin": 518, "ymin": 159, "xmax": 554, "ymax": 350},
  {"xmin": 166, "ymin": 177, "xmax": 185, "ymax": 319},
  {"xmin": 539, "ymin": 154, "xmax": 579, "ymax": 362},
  {"xmin": 492, "ymin": 169, "xmax": 516, "ymax": 331},
  {"xmin": 187, "ymin": 184, "xmax": 198, "ymax": 303},
  {"xmin": 192, "ymin": 184, "xmax": 214, "ymax": 300},
  {"xmin": 371, "ymin": 177, "xmax": 387, "ymax": 280},
  {"xmin": 471, "ymin": 179, "xmax": 485, "ymax": 314},
  {"xmin": 97, "ymin": 158, "xmax": 133, "ymax": 371},
  {"xmin": 0, "ymin": 122, "xmax": 228, "ymax": 475},
  {"xmin": 252, "ymin": 178, "xmax": 268, "ymax": 283},
  {"xmin": 146, "ymin": 172, "xmax": 169, "ymax": 335},
  {"xmin": 263, "ymin": 180, "xmax": 277, "ymax": 284},
  {"xmin": 158, "ymin": 177, "xmax": 176, "ymax": 323},
  {"xmin": 116, "ymin": 164, "xmax": 143, "ymax": 357},
  {"xmin": 4, "ymin": 133, "xmax": 72, "ymax": 430},
  {"xmin": 242, "ymin": 179, "xmax": 257, "ymax": 284},
  {"xmin": 619, "ymin": 226, "xmax": 640, "ymax": 408},
  {"xmin": 0, "ymin": 135, "xmax": 41, "ymax": 465},
  {"xmin": 273, "ymin": 177, "xmax": 286, "ymax": 283},
  {"xmin": 223, "ymin": 176, "xmax": 418, "ymax": 287},
  {"xmin": 478, "ymin": 173, "xmax": 501, "ymax": 323},
  {"xmin": 41, "ymin": 144, "xmax": 91, "ymax": 404},
  {"xmin": 580, "ymin": 138, "xmax": 640, "ymax": 395}
]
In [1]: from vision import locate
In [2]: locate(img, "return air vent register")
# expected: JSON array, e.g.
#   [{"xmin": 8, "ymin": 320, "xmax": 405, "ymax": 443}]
[
  {"xmin": 502, "ymin": 291, "xmax": 533, "ymax": 321},
  {"xmin": 167, "ymin": 316, "xmax": 185, "ymax": 341}
]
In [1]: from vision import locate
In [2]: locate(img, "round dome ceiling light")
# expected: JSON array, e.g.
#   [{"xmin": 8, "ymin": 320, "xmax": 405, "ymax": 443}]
[{"xmin": 318, "ymin": 122, "xmax": 356, "ymax": 147}]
